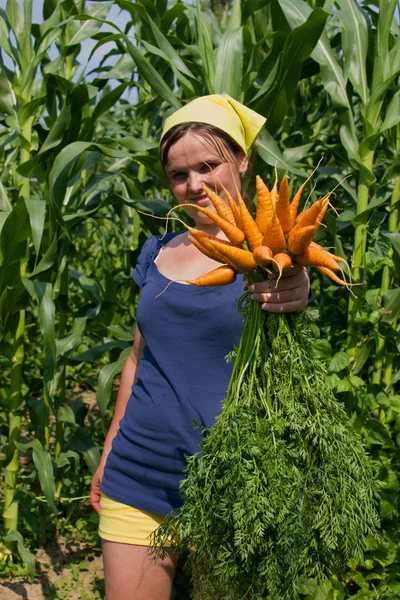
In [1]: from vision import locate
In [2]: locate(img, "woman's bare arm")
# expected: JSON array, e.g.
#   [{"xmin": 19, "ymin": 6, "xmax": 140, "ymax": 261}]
[{"xmin": 90, "ymin": 323, "xmax": 145, "ymax": 512}]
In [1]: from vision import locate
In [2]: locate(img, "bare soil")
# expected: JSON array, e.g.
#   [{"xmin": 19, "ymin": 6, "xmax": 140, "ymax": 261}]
[{"xmin": 0, "ymin": 541, "xmax": 104, "ymax": 600}]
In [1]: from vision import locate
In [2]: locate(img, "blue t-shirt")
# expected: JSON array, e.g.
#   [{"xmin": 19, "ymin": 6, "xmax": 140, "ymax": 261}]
[{"xmin": 101, "ymin": 232, "xmax": 244, "ymax": 515}]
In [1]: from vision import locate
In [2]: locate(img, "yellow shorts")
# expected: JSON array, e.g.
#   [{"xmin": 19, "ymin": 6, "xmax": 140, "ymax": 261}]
[{"xmin": 99, "ymin": 494, "xmax": 171, "ymax": 547}]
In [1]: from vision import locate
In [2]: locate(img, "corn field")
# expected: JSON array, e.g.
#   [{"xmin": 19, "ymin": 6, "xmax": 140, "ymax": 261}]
[{"xmin": 0, "ymin": 0, "xmax": 399, "ymax": 597}]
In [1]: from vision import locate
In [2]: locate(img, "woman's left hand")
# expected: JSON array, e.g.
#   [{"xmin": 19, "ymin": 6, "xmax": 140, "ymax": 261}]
[{"xmin": 246, "ymin": 264, "xmax": 310, "ymax": 313}]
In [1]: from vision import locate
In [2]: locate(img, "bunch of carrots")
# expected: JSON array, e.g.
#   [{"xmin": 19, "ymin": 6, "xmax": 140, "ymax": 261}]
[
  {"xmin": 152, "ymin": 173, "xmax": 379, "ymax": 600},
  {"xmin": 177, "ymin": 173, "xmax": 348, "ymax": 289}
]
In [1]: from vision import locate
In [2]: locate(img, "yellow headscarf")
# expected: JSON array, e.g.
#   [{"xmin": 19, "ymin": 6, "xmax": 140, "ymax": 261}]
[{"xmin": 161, "ymin": 94, "xmax": 266, "ymax": 156}]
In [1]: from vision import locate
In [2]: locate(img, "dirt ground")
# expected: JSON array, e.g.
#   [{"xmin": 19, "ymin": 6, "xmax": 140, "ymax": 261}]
[{"xmin": 0, "ymin": 541, "xmax": 104, "ymax": 600}]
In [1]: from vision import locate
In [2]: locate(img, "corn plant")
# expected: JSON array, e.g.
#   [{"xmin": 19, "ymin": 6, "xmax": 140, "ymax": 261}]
[
  {"xmin": 278, "ymin": 0, "xmax": 400, "ymax": 361},
  {"xmin": 0, "ymin": 0, "xmax": 168, "ymax": 563}
]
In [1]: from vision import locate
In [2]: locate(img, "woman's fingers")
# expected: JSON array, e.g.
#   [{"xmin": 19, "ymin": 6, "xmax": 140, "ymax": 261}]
[
  {"xmin": 248, "ymin": 265, "xmax": 310, "ymax": 312},
  {"xmin": 90, "ymin": 473, "xmax": 102, "ymax": 514}
]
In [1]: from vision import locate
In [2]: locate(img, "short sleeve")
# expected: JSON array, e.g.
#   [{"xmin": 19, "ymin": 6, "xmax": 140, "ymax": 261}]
[{"xmin": 132, "ymin": 236, "xmax": 159, "ymax": 287}]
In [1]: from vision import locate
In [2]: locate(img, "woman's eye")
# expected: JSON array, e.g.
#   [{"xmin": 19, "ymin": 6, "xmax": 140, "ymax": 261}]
[
  {"xmin": 172, "ymin": 172, "xmax": 187, "ymax": 181},
  {"xmin": 200, "ymin": 163, "xmax": 218, "ymax": 173}
]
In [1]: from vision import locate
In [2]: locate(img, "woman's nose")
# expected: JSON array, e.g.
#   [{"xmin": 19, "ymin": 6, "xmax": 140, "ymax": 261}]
[{"xmin": 188, "ymin": 171, "xmax": 204, "ymax": 194}]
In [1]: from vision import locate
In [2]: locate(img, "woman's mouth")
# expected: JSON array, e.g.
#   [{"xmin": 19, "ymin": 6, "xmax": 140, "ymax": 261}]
[{"xmin": 190, "ymin": 196, "xmax": 209, "ymax": 206}]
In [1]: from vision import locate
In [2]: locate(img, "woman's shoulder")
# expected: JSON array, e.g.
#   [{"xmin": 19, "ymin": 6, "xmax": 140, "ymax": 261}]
[
  {"xmin": 132, "ymin": 232, "xmax": 181, "ymax": 287},
  {"xmin": 141, "ymin": 231, "xmax": 181, "ymax": 255}
]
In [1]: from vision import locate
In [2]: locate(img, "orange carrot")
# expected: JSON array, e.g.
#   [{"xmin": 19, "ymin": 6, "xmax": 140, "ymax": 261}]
[
  {"xmin": 182, "ymin": 204, "xmax": 245, "ymax": 245},
  {"xmin": 272, "ymin": 253, "xmax": 292, "ymax": 274},
  {"xmin": 180, "ymin": 223, "xmax": 231, "ymax": 247},
  {"xmin": 255, "ymin": 175, "xmax": 275, "ymax": 235},
  {"xmin": 236, "ymin": 191, "xmax": 264, "ymax": 251},
  {"xmin": 316, "ymin": 266, "xmax": 348, "ymax": 286},
  {"xmin": 186, "ymin": 265, "xmax": 237, "ymax": 286},
  {"xmin": 295, "ymin": 196, "xmax": 327, "ymax": 229},
  {"xmin": 275, "ymin": 176, "xmax": 292, "ymax": 234},
  {"xmin": 253, "ymin": 245, "xmax": 273, "ymax": 267},
  {"xmin": 188, "ymin": 234, "xmax": 233, "ymax": 266},
  {"xmin": 270, "ymin": 174, "xmax": 278, "ymax": 207},
  {"xmin": 262, "ymin": 213, "xmax": 287, "ymax": 255},
  {"xmin": 287, "ymin": 225, "xmax": 315, "ymax": 255},
  {"xmin": 313, "ymin": 197, "xmax": 329, "ymax": 234},
  {"xmin": 202, "ymin": 184, "xmax": 235, "ymax": 225},
  {"xmin": 310, "ymin": 241, "xmax": 346, "ymax": 263},
  {"xmin": 288, "ymin": 177, "xmax": 314, "ymax": 230},
  {"xmin": 288, "ymin": 159, "xmax": 324, "ymax": 230},
  {"xmin": 206, "ymin": 238, "xmax": 256, "ymax": 273},
  {"xmin": 218, "ymin": 182, "xmax": 244, "ymax": 231},
  {"xmin": 296, "ymin": 245, "xmax": 341, "ymax": 271}
]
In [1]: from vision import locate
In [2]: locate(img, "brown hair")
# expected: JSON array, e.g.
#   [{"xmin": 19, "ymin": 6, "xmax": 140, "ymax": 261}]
[{"xmin": 160, "ymin": 122, "xmax": 245, "ymax": 170}]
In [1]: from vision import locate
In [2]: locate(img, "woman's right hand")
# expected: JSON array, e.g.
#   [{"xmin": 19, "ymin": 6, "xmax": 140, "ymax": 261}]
[{"xmin": 90, "ymin": 462, "xmax": 105, "ymax": 514}]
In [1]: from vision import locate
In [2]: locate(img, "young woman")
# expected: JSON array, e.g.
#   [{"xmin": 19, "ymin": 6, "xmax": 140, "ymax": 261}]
[{"xmin": 90, "ymin": 95, "xmax": 310, "ymax": 600}]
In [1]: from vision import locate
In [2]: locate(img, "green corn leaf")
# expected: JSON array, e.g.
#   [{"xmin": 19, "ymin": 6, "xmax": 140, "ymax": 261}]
[
  {"xmin": 40, "ymin": 1, "xmax": 61, "ymax": 35},
  {"xmin": 77, "ymin": 274, "xmax": 102, "ymax": 304},
  {"xmin": 27, "ymin": 235, "xmax": 58, "ymax": 277},
  {"xmin": 147, "ymin": 13, "xmax": 196, "ymax": 79},
  {"xmin": 133, "ymin": 154, "xmax": 165, "ymax": 180},
  {"xmin": 0, "ymin": 180, "xmax": 12, "ymax": 211},
  {"xmin": 351, "ymin": 191, "xmax": 392, "ymax": 227},
  {"xmin": 335, "ymin": 0, "xmax": 369, "ymax": 104},
  {"xmin": 56, "ymin": 317, "xmax": 88, "ymax": 357},
  {"xmin": 6, "ymin": 0, "xmax": 24, "ymax": 42},
  {"xmin": 256, "ymin": 129, "xmax": 307, "ymax": 177},
  {"xmin": 24, "ymin": 198, "xmax": 46, "ymax": 257},
  {"xmin": 371, "ymin": 0, "xmax": 398, "ymax": 93},
  {"xmin": 17, "ymin": 105, "xmax": 72, "ymax": 177},
  {"xmin": 57, "ymin": 404, "xmax": 76, "ymax": 425},
  {"xmin": 106, "ymin": 325, "xmax": 135, "ymax": 342},
  {"xmin": 214, "ymin": 28, "xmax": 243, "ymax": 99},
  {"xmin": 91, "ymin": 83, "xmax": 129, "ymax": 124},
  {"xmin": 195, "ymin": 0, "xmax": 216, "ymax": 93},
  {"xmin": 124, "ymin": 37, "xmax": 181, "ymax": 109},
  {"xmin": 0, "ymin": 212, "xmax": 10, "ymax": 237},
  {"xmin": 228, "ymin": 0, "xmax": 241, "ymax": 29},
  {"xmin": 242, "ymin": 0, "xmax": 271, "ymax": 23},
  {"xmin": 278, "ymin": 0, "xmax": 359, "ymax": 163},
  {"xmin": 21, "ymin": 280, "xmax": 56, "ymax": 405},
  {"xmin": 0, "ymin": 67, "xmax": 16, "ymax": 117},
  {"xmin": 160, "ymin": 2, "xmax": 187, "ymax": 35},
  {"xmin": 0, "ymin": 196, "xmax": 29, "ymax": 268},
  {"xmin": 0, "ymin": 15, "xmax": 16, "ymax": 61},
  {"xmin": 141, "ymin": 40, "xmax": 196, "ymax": 95},
  {"xmin": 2, "ymin": 530, "xmax": 35, "ymax": 580},
  {"xmin": 82, "ymin": 446, "xmax": 101, "ymax": 475},
  {"xmin": 251, "ymin": 54, "xmax": 281, "ymax": 105},
  {"xmin": 388, "ymin": 36, "xmax": 400, "ymax": 80},
  {"xmin": 102, "ymin": 137, "xmax": 159, "ymax": 152},
  {"xmin": 263, "ymin": 8, "xmax": 328, "ymax": 135},
  {"xmin": 54, "ymin": 450, "xmax": 80, "ymax": 470},
  {"xmin": 61, "ymin": 340, "xmax": 130, "ymax": 365},
  {"xmin": 368, "ymin": 70, "xmax": 400, "ymax": 125},
  {"xmin": 99, "ymin": 53, "xmax": 136, "ymax": 80},
  {"xmin": 35, "ymin": 27, "xmax": 61, "ymax": 64},
  {"xmin": 14, "ymin": 439, "xmax": 57, "ymax": 512},
  {"xmin": 282, "ymin": 143, "xmax": 313, "ymax": 163},
  {"xmin": 96, "ymin": 346, "xmax": 131, "ymax": 415},
  {"xmin": 383, "ymin": 232, "xmax": 400, "ymax": 258},
  {"xmin": 38, "ymin": 103, "xmax": 71, "ymax": 155},
  {"xmin": 49, "ymin": 141, "xmax": 131, "ymax": 207},
  {"xmin": 382, "ymin": 288, "xmax": 400, "ymax": 324},
  {"xmin": 7, "ymin": 0, "xmax": 32, "ymax": 69},
  {"xmin": 18, "ymin": 95, "xmax": 46, "ymax": 126},
  {"xmin": 66, "ymin": 2, "xmax": 113, "ymax": 46}
]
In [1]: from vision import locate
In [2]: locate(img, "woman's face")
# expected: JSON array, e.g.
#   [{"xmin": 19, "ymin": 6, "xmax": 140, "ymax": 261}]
[{"xmin": 165, "ymin": 130, "xmax": 248, "ymax": 227}]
